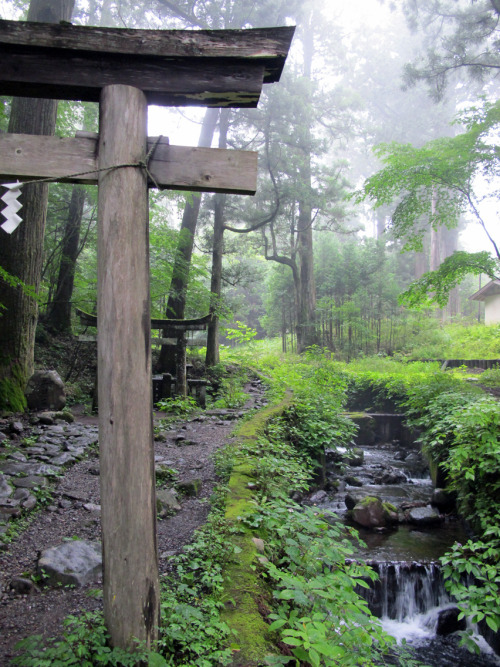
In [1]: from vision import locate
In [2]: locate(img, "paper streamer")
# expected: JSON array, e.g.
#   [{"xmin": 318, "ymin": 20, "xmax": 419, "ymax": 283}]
[{"xmin": 1, "ymin": 182, "xmax": 23, "ymax": 234}]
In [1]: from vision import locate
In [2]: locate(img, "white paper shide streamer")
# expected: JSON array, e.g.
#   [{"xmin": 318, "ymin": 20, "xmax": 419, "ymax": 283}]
[{"xmin": 1, "ymin": 182, "xmax": 23, "ymax": 234}]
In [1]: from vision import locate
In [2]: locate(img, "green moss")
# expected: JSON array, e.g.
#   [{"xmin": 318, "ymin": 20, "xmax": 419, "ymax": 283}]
[
  {"xmin": 0, "ymin": 376, "xmax": 27, "ymax": 414},
  {"xmin": 383, "ymin": 501, "xmax": 397, "ymax": 513},
  {"xmin": 221, "ymin": 394, "xmax": 293, "ymax": 666},
  {"xmin": 359, "ymin": 495, "xmax": 380, "ymax": 506}
]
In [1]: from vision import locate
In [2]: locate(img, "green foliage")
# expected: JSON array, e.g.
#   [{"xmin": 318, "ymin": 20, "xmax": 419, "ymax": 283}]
[
  {"xmin": 12, "ymin": 611, "xmax": 155, "ymax": 666},
  {"xmin": 246, "ymin": 499, "xmax": 400, "ymax": 666},
  {"xmin": 399, "ymin": 251, "xmax": 498, "ymax": 308},
  {"xmin": 156, "ymin": 396, "xmax": 197, "ymax": 417},
  {"xmin": 223, "ymin": 321, "xmax": 257, "ymax": 345}
]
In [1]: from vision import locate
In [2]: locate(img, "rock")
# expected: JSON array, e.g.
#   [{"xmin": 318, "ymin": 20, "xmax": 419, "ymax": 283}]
[
  {"xmin": 7, "ymin": 451, "xmax": 27, "ymax": 462},
  {"xmin": 50, "ymin": 453, "xmax": 76, "ymax": 466},
  {"xmin": 352, "ymin": 496, "xmax": 397, "ymax": 529},
  {"xmin": 9, "ymin": 421, "xmax": 24, "ymax": 434},
  {"xmin": 431, "ymin": 488, "xmax": 456, "ymax": 513},
  {"xmin": 12, "ymin": 475, "xmax": 49, "ymax": 489},
  {"xmin": 176, "ymin": 479, "xmax": 202, "ymax": 497},
  {"xmin": 346, "ymin": 448, "xmax": 364, "ymax": 467},
  {"xmin": 345, "ymin": 475, "xmax": 363, "ymax": 487},
  {"xmin": 406, "ymin": 506, "xmax": 442, "ymax": 526},
  {"xmin": 252, "ymin": 537, "xmax": 265, "ymax": 554},
  {"xmin": 25, "ymin": 370, "xmax": 66, "ymax": 411},
  {"xmin": 62, "ymin": 490, "xmax": 88, "ymax": 501},
  {"xmin": 12, "ymin": 487, "xmax": 30, "ymax": 501},
  {"xmin": 309, "ymin": 490, "xmax": 328, "ymax": 504},
  {"xmin": 9, "ymin": 577, "xmax": 36, "ymax": 595},
  {"xmin": 345, "ymin": 491, "xmax": 366, "ymax": 510},
  {"xmin": 156, "ymin": 489, "xmax": 181, "ymax": 514},
  {"xmin": 38, "ymin": 412, "xmax": 56, "ymax": 425},
  {"xmin": 37, "ymin": 540, "xmax": 102, "ymax": 587},
  {"xmin": 22, "ymin": 495, "xmax": 37, "ymax": 510},
  {"xmin": 436, "ymin": 607, "xmax": 466, "ymax": 636},
  {"xmin": 83, "ymin": 503, "xmax": 101, "ymax": 513},
  {"xmin": 0, "ymin": 474, "xmax": 12, "ymax": 499},
  {"xmin": 0, "ymin": 431, "xmax": 9, "ymax": 443},
  {"xmin": 374, "ymin": 467, "xmax": 407, "ymax": 485},
  {"xmin": 0, "ymin": 461, "xmax": 59, "ymax": 477}
]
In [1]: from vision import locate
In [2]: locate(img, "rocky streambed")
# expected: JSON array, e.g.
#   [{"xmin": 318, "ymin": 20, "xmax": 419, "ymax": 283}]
[{"xmin": 0, "ymin": 379, "xmax": 267, "ymax": 664}]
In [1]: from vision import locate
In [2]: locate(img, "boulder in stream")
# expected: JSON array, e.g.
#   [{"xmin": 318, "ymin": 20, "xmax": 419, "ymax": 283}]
[
  {"xmin": 352, "ymin": 496, "xmax": 398, "ymax": 529},
  {"xmin": 406, "ymin": 505, "xmax": 442, "ymax": 526},
  {"xmin": 436, "ymin": 607, "xmax": 466, "ymax": 636}
]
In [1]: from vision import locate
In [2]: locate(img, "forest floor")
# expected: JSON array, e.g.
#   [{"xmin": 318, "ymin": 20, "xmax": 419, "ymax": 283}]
[{"xmin": 0, "ymin": 380, "xmax": 266, "ymax": 665}]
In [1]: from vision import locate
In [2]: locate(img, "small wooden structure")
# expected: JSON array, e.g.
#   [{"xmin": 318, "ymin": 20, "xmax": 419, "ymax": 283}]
[
  {"xmin": 470, "ymin": 279, "xmax": 500, "ymax": 324},
  {"xmin": 0, "ymin": 18, "xmax": 293, "ymax": 651}
]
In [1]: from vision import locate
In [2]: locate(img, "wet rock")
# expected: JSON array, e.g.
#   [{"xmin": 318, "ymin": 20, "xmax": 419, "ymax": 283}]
[
  {"xmin": 345, "ymin": 475, "xmax": 363, "ymax": 487},
  {"xmin": 352, "ymin": 496, "xmax": 397, "ymax": 529},
  {"xmin": 346, "ymin": 448, "xmax": 364, "ymax": 466},
  {"xmin": 156, "ymin": 488, "xmax": 181, "ymax": 514},
  {"xmin": 25, "ymin": 370, "xmax": 66, "ymax": 411},
  {"xmin": 431, "ymin": 488, "xmax": 456, "ymax": 513},
  {"xmin": 37, "ymin": 540, "xmax": 102, "ymax": 587},
  {"xmin": 373, "ymin": 466, "xmax": 407, "ymax": 485},
  {"xmin": 309, "ymin": 490, "xmax": 328, "ymax": 504},
  {"xmin": 406, "ymin": 505, "xmax": 442, "ymax": 526},
  {"xmin": 436, "ymin": 607, "xmax": 466, "ymax": 636},
  {"xmin": 345, "ymin": 491, "xmax": 366, "ymax": 510}
]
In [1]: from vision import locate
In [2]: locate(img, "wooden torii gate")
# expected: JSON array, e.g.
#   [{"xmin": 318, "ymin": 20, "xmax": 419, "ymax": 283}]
[{"xmin": 0, "ymin": 20, "xmax": 293, "ymax": 651}]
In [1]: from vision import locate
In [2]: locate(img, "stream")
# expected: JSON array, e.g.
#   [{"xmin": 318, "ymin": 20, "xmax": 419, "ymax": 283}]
[{"xmin": 319, "ymin": 412, "xmax": 500, "ymax": 666}]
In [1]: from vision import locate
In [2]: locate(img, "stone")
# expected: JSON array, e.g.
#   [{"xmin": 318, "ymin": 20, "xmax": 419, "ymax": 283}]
[
  {"xmin": 436, "ymin": 607, "xmax": 466, "ymax": 636},
  {"xmin": 346, "ymin": 448, "xmax": 364, "ymax": 467},
  {"xmin": 7, "ymin": 451, "xmax": 28, "ymax": 462},
  {"xmin": 374, "ymin": 467, "xmax": 408, "ymax": 485},
  {"xmin": 9, "ymin": 421, "xmax": 24, "ymax": 434},
  {"xmin": 83, "ymin": 503, "xmax": 101, "ymax": 513},
  {"xmin": 12, "ymin": 487, "xmax": 30, "ymax": 501},
  {"xmin": 25, "ymin": 370, "xmax": 66, "ymax": 411},
  {"xmin": 345, "ymin": 475, "xmax": 363, "ymax": 487},
  {"xmin": 309, "ymin": 490, "xmax": 328, "ymax": 504},
  {"xmin": 252, "ymin": 537, "xmax": 265, "ymax": 553},
  {"xmin": 62, "ymin": 490, "xmax": 88, "ymax": 501},
  {"xmin": 156, "ymin": 488, "xmax": 181, "ymax": 513},
  {"xmin": 50, "ymin": 453, "xmax": 76, "ymax": 466},
  {"xmin": 37, "ymin": 540, "xmax": 102, "ymax": 587},
  {"xmin": 22, "ymin": 495, "xmax": 37, "ymax": 510},
  {"xmin": 38, "ymin": 412, "xmax": 56, "ymax": 425},
  {"xmin": 177, "ymin": 479, "xmax": 202, "ymax": 497},
  {"xmin": 0, "ymin": 474, "xmax": 12, "ymax": 499},
  {"xmin": 406, "ymin": 506, "xmax": 442, "ymax": 526},
  {"xmin": 12, "ymin": 475, "xmax": 49, "ymax": 489},
  {"xmin": 345, "ymin": 491, "xmax": 366, "ymax": 510},
  {"xmin": 352, "ymin": 496, "xmax": 397, "ymax": 529},
  {"xmin": 9, "ymin": 577, "xmax": 36, "ymax": 595},
  {"xmin": 431, "ymin": 488, "xmax": 456, "ymax": 513},
  {"xmin": 0, "ymin": 431, "xmax": 9, "ymax": 443}
]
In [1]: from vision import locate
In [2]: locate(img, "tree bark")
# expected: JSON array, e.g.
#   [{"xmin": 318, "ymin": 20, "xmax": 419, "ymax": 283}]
[
  {"xmin": 157, "ymin": 107, "xmax": 219, "ymax": 376},
  {"xmin": 0, "ymin": 0, "xmax": 75, "ymax": 412},
  {"xmin": 296, "ymin": 14, "xmax": 318, "ymax": 353},
  {"xmin": 45, "ymin": 185, "xmax": 86, "ymax": 333},
  {"xmin": 205, "ymin": 109, "xmax": 230, "ymax": 367}
]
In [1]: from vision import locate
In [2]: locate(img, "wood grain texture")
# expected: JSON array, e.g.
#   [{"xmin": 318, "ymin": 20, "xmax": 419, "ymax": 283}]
[
  {"xmin": 97, "ymin": 84, "xmax": 159, "ymax": 650},
  {"xmin": 0, "ymin": 132, "xmax": 257, "ymax": 194},
  {"xmin": 0, "ymin": 51, "xmax": 265, "ymax": 107},
  {"xmin": 0, "ymin": 20, "xmax": 294, "ymax": 83}
]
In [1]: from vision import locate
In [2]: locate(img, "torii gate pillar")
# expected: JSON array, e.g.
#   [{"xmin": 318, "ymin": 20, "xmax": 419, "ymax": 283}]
[{"xmin": 97, "ymin": 84, "xmax": 158, "ymax": 648}]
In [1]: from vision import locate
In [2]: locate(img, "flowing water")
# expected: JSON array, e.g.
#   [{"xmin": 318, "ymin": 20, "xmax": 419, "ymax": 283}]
[{"xmin": 320, "ymin": 414, "xmax": 500, "ymax": 666}]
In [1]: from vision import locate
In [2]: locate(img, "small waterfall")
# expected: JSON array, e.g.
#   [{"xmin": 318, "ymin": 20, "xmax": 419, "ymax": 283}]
[{"xmin": 363, "ymin": 560, "xmax": 449, "ymax": 621}]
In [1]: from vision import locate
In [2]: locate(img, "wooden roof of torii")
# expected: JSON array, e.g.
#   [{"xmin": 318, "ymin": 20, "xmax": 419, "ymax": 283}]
[
  {"xmin": 76, "ymin": 307, "xmax": 212, "ymax": 331},
  {"xmin": 0, "ymin": 20, "xmax": 295, "ymax": 107}
]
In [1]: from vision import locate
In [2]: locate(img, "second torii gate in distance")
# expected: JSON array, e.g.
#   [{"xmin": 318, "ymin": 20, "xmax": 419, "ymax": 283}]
[{"xmin": 0, "ymin": 19, "xmax": 293, "ymax": 651}]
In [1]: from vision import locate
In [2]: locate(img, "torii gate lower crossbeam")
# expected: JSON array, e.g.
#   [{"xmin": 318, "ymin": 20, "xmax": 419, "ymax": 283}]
[{"xmin": 97, "ymin": 84, "xmax": 158, "ymax": 649}]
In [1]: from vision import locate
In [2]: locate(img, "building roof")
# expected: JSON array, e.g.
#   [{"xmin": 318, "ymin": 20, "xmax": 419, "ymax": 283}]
[{"xmin": 470, "ymin": 279, "xmax": 500, "ymax": 301}]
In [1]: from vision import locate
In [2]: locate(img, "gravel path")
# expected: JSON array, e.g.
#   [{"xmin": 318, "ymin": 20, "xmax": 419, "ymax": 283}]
[{"xmin": 0, "ymin": 379, "xmax": 266, "ymax": 664}]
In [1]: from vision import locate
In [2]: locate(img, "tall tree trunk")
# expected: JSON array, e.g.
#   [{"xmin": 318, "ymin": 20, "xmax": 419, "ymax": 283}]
[
  {"xmin": 0, "ymin": 0, "xmax": 75, "ymax": 412},
  {"xmin": 45, "ymin": 186, "xmax": 86, "ymax": 334},
  {"xmin": 296, "ymin": 15, "xmax": 318, "ymax": 353},
  {"xmin": 205, "ymin": 110, "xmax": 230, "ymax": 367},
  {"xmin": 157, "ymin": 107, "xmax": 219, "ymax": 375}
]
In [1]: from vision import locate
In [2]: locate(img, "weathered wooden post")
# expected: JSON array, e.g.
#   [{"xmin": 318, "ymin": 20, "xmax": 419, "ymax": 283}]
[{"xmin": 97, "ymin": 84, "xmax": 159, "ymax": 647}]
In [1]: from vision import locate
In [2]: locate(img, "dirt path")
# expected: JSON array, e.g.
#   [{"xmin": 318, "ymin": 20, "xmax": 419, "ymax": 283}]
[{"xmin": 0, "ymin": 380, "xmax": 266, "ymax": 664}]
